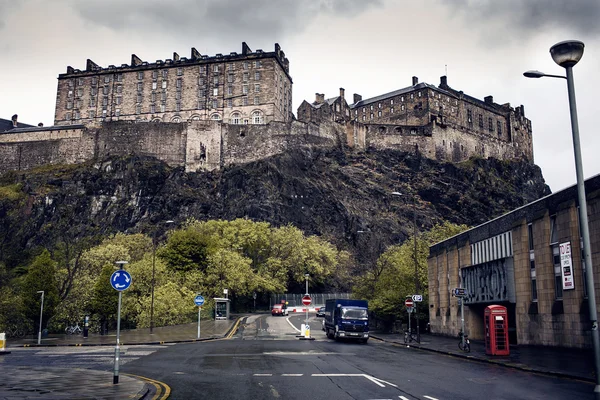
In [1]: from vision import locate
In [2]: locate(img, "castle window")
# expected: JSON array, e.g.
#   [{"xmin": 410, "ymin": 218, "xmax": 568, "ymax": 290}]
[
  {"xmin": 467, "ymin": 109, "xmax": 472, "ymax": 124},
  {"xmin": 89, "ymin": 97, "xmax": 96, "ymax": 107},
  {"xmin": 102, "ymin": 97, "xmax": 108, "ymax": 106},
  {"xmin": 400, "ymin": 96, "xmax": 404, "ymax": 102},
  {"xmin": 243, "ymin": 72, "xmax": 249, "ymax": 82},
  {"xmin": 212, "ymin": 99, "xmax": 218, "ymax": 108},
  {"xmin": 255, "ymin": 71, "xmax": 261, "ymax": 80},
  {"xmin": 410, "ymin": 93, "xmax": 414, "ymax": 99},
  {"xmin": 254, "ymin": 60, "xmax": 262, "ymax": 68},
  {"xmin": 77, "ymin": 78, "xmax": 84, "ymax": 86},
  {"xmin": 136, "ymin": 105, "xmax": 141, "ymax": 114},
  {"xmin": 227, "ymin": 74, "xmax": 233, "ymax": 83},
  {"xmin": 88, "ymin": 110, "xmax": 95, "ymax": 118},
  {"xmin": 116, "ymin": 74, "xmax": 123, "ymax": 82},
  {"xmin": 228, "ymin": 63, "xmax": 234, "ymax": 71},
  {"xmin": 150, "ymin": 104, "xmax": 156, "ymax": 113},
  {"xmin": 391, "ymin": 107, "xmax": 394, "ymax": 113},
  {"xmin": 104, "ymin": 75, "xmax": 110, "ymax": 83},
  {"xmin": 151, "ymin": 92, "xmax": 156, "ymax": 102},
  {"xmin": 211, "ymin": 113, "xmax": 221, "ymax": 120},
  {"xmin": 91, "ymin": 77, "xmax": 97, "ymax": 85},
  {"xmin": 103, "ymin": 86, "xmax": 109, "ymax": 95},
  {"xmin": 254, "ymin": 96, "xmax": 259, "ymax": 105},
  {"xmin": 478, "ymin": 114, "xmax": 483, "ymax": 128},
  {"xmin": 354, "ymin": 110, "xmax": 358, "ymax": 116},
  {"xmin": 243, "ymin": 96, "xmax": 249, "ymax": 106},
  {"xmin": 227, "ymin": 99, "xmax": 233, "ymax": 108},
  {"xmin": 102, "ymin": 109, "xmax": 107, "ymax": 118},
  {"xmin": 252, "ymin": 111, "xmax": 263, "ymax": 124},
  {"xmin": 377, "ymin": 111, "xmax": 382, "ymax": 117},
  {"xmin": 213, "ymin": 88, "xmax": 218, "ymax": 96},
  {"xmin": 161, "ymin": 92, "xmax": 167, "ymax": 101},
  {"xmin": 116, "ymin": 96, "xmax": 122, "ymax": 105},
  {"xmin": 160, "ymin": 104, "xmax": 166, "ymax": 112},
  {"xmin": 138, "ymin": 71, "xmax": 144, "ymax": 80},
  {"xmin": 199, "ymin": 89, "xmax": 205, "ymax": 98},
  {"xmin": 390, "ymin": 99, "xmax": 394, "ymax": 105},
  {"xmin": 370, "ymin": 113, "xmax": 374, "ymax": 120},
  {"xmin": 231, "ymin": 112, "xmax": 241, "ymax": 124},
  {"xmin": 176, "ymin": 102, "xmax": 181, "ymax": 112},
  {"xmin": 378, "ymin": 103, "xmax": 381, "ymax": 109},
  {"xmin": 488, "ymin": 117, "xmax": 493, "ymax": 132},
  {"xmin": 213, "ymin": 65, "xmax": 220, "ymax": 72},
  {"xmin": 176, "ymin": 78, "xmax": 182, "ymax": 88},
  {"xmin": 137, "ymin": 83, "xmax": 143, "ymax": 91},
  {"xmin": 116, "ymin": 85, "xmax": 122, "ymax": 94},
  {"xmin": 176, "ymin": 91, "xmax": 181, "ymax": 100},
  {"xmin": 152, "ymin": 82, "xmax": 157, "ymax": 90},
  {"xmin": 74, "ymin": 111, "xmax": 80, "ymax": 120},
  {"xmin": 227, "ymin": 86, "xmax": 233, "ymax": 95},
  {"xmin": 177, "ymin": 67, "xmax": 183, "ymax": 76},
  {"xmin": 497, "ymin": 121, "xmax": 503, "ymax": 136},
  {"xmin": 243, "ymin": 62, "xmax": 248, "ymax": 70},
  {"xmin": 362, "ymin": 107, "xmax": 365, "ymax": 113},
  {"xmin": 401, "ymin": 105, "xmax": 405, "ymax": 111},
  {"xmin": 370, "ymin": 105, "xmax": 373, "ymax": 111},
  {"xmin": 254, "ymin": 84, "xmax": 260, "ymax": 92},
  {"xmin": 114, "ymin": 109, "xmax": 120, "ymax": 117},
  {"xmin": 199, "ymin": 65, "xmax": 206, "ymax": 74},
  {"xmin": 213, "ymin": 76, "xmax": 219, "ymax": 85},
  {"xmin": 152, "ymin": 70, "xmax": 158, "ymax": 79},
  {"xmin": 77, "ymin": 88, "xmax": 83, "ymax": 97},
  {"xmin": 162, "ymin": 81, "xmax": 167, "ymax": 89},
  {"xmin": 162, "ymin": 69, "xmax": 168, "ymax": 78},
  {"xmin": 65, "ymin": 112, "xmax": 71, "ymax": 120},
  {"xmin": 362, "ymin": 115, "xmax": 366, "ymax": 121}
]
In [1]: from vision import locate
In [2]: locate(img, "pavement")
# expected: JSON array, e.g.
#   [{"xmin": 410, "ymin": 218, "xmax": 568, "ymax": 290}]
[
  {"xmin": 370, "ymin": 331, "xmax": 596, "ymax": 383},
  {"xmin": 0, "ymin": 317, "xmax": 239, "ymax": 399}
]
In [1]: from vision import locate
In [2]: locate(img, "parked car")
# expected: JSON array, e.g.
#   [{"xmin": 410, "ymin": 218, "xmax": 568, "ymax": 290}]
[
  {"xmin": 271, "ymin": 304, "xmax": 288, "ymax": 316},
  {"xmin": 316, "ymin": 306, "xmax": 326, "ymax": 317}
]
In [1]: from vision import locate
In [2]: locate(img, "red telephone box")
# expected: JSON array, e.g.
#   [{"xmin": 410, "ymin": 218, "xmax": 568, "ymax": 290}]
[{"xmin": 484, "ymin": 305, "xmax": 509, "ymax": 356}]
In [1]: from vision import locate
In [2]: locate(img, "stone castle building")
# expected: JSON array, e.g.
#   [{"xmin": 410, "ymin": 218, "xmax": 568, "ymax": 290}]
[
  {"xmin": 298, "ymin": 76, "xmax": 533, "ymax": 163},
  {"xmin": 54, "ymin": 43, "xmax": 292, "ymax": 126},
  {"xmin": 1, "ymin": 43, "xmax": 534, "ymax": 176}
]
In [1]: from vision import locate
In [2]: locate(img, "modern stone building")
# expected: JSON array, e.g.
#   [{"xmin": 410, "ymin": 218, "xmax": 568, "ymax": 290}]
[
  {"xmin": 298, "ymin": 76, "xmax": 534, "ymax": 164},
  {"xmin": 53, "ymin": 43, "xmax": 292, "ymax": 126},
  {"xmin": 427, "ymin": 174, "xmax": 600, "ymax": 348}
]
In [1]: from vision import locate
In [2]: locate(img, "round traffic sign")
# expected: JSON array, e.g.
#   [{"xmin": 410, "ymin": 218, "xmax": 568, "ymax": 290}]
[
  {"xmin": 110, "ymin": 270, "xmax": 132, "ymax": 291},
  {"xmin": 302, "ymin": 295, "xmax": 312, "ymax": 306},
  {"xmin": 194, "ymin": 295, "xmax": 205, "ymax": 307},
  {"xmin": 405, "ymin": 298, "xmax": 414, "ymax": 307}
]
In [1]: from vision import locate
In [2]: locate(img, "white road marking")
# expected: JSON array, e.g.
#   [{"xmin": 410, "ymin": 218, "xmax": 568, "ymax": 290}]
[
  {"xmin": 281, "ymin": 374, "xmax": 303, "ymax": 376},
  {"xmin": 366, "ymin": 375, "xmax": 398, "ymax": 388},
  {"xmin": 253, "ymin": 374, "xmax": 273, "ymax": 376},
  {"xmin": 286, "ymin": 316, "xmax": 301, "ymax": 332},
  {"xmin": 399, "ymin": 397, "xmax": 410, "ymax": 400},
  {"xmin": 312, "ymin": 374, "xmax": 397, "ymax": 388},
  {"xmin": 423, "ymin": 396, "xmax": 439, "ymax": 400},
  {"xmin": 264, "ymin": 351, "xmax": 353, "ymax": 356}
]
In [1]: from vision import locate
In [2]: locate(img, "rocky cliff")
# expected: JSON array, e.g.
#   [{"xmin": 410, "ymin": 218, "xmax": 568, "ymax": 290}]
[{"xmin": 0, "ymin": 146, "xmax": 550, "ymax": 271}]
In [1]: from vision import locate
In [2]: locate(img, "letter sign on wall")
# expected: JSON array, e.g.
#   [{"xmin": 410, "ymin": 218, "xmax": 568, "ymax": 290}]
[{"xmin": 560, "ymin": 242, "xmax": 575, "ymax": 290}]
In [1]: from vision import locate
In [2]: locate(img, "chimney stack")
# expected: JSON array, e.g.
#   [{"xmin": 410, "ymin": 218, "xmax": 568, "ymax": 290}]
[
  {"xmin": 484, "ymin": 95, "xmax": 494, "ymax": 104},
  {"xmin": 440, "ymin": 76, "xmax": 447, "ymax": 87},
  {"xmin": 339, "ymin": 88, "xmax": 345, "ymax": 102},
  {"xmin": 353, "ymin": 93, "xmax": 362, "ymax": 104},
  {"xmin": 11, "ymin": 114, "xmax": 18, "ymax": 128},
  {"xmin": 315, "ymin": 93, "xmax": 325, "ymax": 104},
  {"xmin": 412, "ymin": 76, "xmax": 418, "ymax": 86}
]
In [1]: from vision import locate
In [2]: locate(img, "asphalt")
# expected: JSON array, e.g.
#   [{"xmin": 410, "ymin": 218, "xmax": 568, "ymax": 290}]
[
  {"xmin": 370, "ymin": 331, "xmax": 596, "ymax": 383},
  {"xmin": 1, "ymin": 317, "xmax": 596, "ymax": 398},
  {"xmin": 0, "ymin": 317, "xmax": 239, "ymax": 399}
]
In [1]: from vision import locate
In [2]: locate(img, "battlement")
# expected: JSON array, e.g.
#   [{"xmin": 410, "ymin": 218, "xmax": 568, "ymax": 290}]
[{"xmin": 62, "ymin": 42, "xmax": 291, "ymax": 78}]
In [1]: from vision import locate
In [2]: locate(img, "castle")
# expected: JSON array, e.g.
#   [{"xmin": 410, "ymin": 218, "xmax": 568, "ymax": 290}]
[{"xmin": 0, "ymin": 43, "xmax": 533, "ymax": 175}]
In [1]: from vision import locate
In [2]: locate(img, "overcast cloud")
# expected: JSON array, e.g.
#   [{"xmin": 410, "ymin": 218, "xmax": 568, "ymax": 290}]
[{"xmin": 1, "ymin": 0, "xmax": 599, "ymax": 194}]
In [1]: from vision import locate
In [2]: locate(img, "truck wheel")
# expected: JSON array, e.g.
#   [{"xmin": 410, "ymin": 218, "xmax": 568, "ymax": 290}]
[{"xmin": 327, "ymin": 329, "xmax": 334, "ymax": 340}]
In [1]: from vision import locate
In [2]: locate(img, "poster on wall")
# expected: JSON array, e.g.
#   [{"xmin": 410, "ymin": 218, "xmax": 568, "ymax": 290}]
[{"xmin": 560, "ymin": 241, "xmax": 575, "ymax": 290}]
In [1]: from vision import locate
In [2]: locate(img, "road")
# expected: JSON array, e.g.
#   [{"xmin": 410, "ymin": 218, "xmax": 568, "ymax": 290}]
[{"xmin": 1, "ymin": 314, "xmax": 594, "ymax": 399}]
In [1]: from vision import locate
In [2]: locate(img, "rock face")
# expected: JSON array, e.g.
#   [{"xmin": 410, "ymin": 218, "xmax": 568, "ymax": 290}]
[{"xmin": 0, "ymin": 146, "xmax": 550, "ymax": 270}]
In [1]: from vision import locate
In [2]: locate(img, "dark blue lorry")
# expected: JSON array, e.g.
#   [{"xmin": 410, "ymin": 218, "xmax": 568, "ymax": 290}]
[{"xmin": 323, "ymin": 299, "xmax": 369, "ymax": 343}]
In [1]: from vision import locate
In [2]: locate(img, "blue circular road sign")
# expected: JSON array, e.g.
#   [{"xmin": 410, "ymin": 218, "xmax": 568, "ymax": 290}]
[
  {"xmin": 194, "ymin": 295, "xmax": 205, "ymax": 306},
  {"xmin": 110, "ymin": 270, "xmax": 132, "ymax": 291}
]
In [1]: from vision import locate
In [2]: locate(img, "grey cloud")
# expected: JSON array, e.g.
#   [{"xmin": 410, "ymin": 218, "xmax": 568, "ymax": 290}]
[
  {"xmin": 65, "ymin": 0, "xmax": 383, "ymax": 45},
  {"xmin": 441, "ymin": 0, "xmax": 600, "ymax": 38},
  {"xmin": 0, "ymin": 0, "xmax": 24, "ymax": 30}
]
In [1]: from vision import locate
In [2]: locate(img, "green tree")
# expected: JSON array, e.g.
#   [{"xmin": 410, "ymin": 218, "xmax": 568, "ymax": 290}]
[{"xmin": 20, "ymin": 250, "xmax": 60, "ymax": 331}]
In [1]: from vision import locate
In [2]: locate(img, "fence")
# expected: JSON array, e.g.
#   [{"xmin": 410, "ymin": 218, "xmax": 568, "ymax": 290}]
[{"xmin": 270, "ymin": 293, "xmax": 351, "ymax": 308}]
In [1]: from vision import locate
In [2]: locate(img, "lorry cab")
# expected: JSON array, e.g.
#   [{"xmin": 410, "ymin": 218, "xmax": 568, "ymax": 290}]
[{"xmin": 324, "ymin": 299, "xmax": 369, "ymax": 343}]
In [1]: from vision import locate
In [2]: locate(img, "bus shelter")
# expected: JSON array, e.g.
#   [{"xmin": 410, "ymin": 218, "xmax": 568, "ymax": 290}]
[{"xmin": 213, "ymin": 298, "xmax": 230, "ymax": 320}]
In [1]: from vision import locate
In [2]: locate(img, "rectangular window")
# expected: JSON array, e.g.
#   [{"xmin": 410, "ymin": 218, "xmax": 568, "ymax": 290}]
[
  {"xmin": 254, "ymin": 96, "xmax": 259, "ymax": 105},
  {"xmin": 199, "ymin": 65, "xmax": 206, "ymax": 74},
  {"xmin": 213, "ymin": 76, "xmax": 219, "ymax": 85},
  {"xmin": 497, "ymin": 121, "xmax": 503, "ymax": 136},
  {"xmin": 116, "ymin": 74, "xmax": 123, "ymax": 82},
  {"xmin": 467, "ymin": 109, "xmax": 472, "ymax": 124},
  {"xmin": 370, "ymin": 113, "xmax": 373, "ymax": 120},
  {"xmin": 390, "ymin": 99, "xmax": 394, "ymax": 105},
  {"xmin": 150, "ymin": 104, "xmax": 156, "ymax": 113},
  {"xmin": 243, "ymin": 62, "xmax": 248, "ymax": 70},
  {"xmin": 553, "ymin": 245, "xmax": 563, "ymax": 300},
  {"xmin": 161, "ymin": 91, "xmax": 166, "ymax": 101},
  {"xmin": 152, "ymin": 70, "xmax": 158, "ymax": 79},
  {"xmin": 88, "ymin": 110, "xmax": 95, "ymax": 118},
  {"xmin": 213, "ymin": 88, "xmax": 218, "ymax": 96},
  {"xmin": 160, "ymin": 104, "xmax": 166, "ymax": 112},
  {"xmin": 550, "ymin": 215, "xmax": 558, "ymax": 244},
  {"xmin": 137, "ymin": 82, "xmax": 143, "ymax": 91},
  {"xmin": 377, "ymin": 110, "xmax": 382, "ymax": 117},
  {"xmin": 137, "ymin": 71, "xmax": 144, "ymax": 80},
  {"xmin": 391, "ymin": 107, "xmax": 394, "ymax": 113},
  {"xmin": 74, "ymin": 110, "xmax": 80, "ymax": 119},
  {"xmin": 243, "ymin": 72, "xmax": 249, "ymax": 82},
  {"xmin": 177, "ymin": 67, "xmax": 183, "ymax": 76},
  {"xmin": 91, "ymin": 77, "xmax": 97, "ymax": 85},
  {"xmin": 227, "ymin": 86, "xmax": 233, "ymax": 95},
  {"xmin": 254, "ymin": 84, "xmax": 260, "ymax": 92},
  {"xmin": 528, "ymin": 223, "xmax": 537, "ymax": 301},
  {"xmin": 478, "ymin": 114, "xmax": 483, "ymax": 128},
  {"xmin": 228, "ymin": 74, "xmax": 233, "ymax": 83},
  {"xmin": 213, "ymin": 64, "xmax": 219, "ymax": 72},
  {"xmin": 104, "ymin": 75, "xmax": 110, "ymax": 83},
  {"xmin": 198, "ymin": 77, "xmax": 204, "ymax": 86},
  {"xmin": 243, "ymin": 85, "xmax": 248, "ymax": 94},
  {"xmin": 176, "ymin": 78, "xmax": 182, "ymax": 88},
  {"xmin": 227, "ymin": 99, "xmax": 233, "ymax": 108},
  {"xmin": 116, "ymin": 85, "xmax": 122, "ymax": 94},
  {"xmin": 254, "ymin": 60, "xmax": 262, "ymax": 68},
  {"xmin": 199, "ymin": 89, "xmax": 205, "ymax": 98},
  {"xmin": 136, "ymin": 104, "xmax": 141, "ymax": 114},
  {"xmin": 162, "ymin": 69, "xmax": 168, "ymax": 78},
  {"xmin": 116, "ymin": 97, "xmax": 122, "ymax": 105},
  {"xmin": 488, "ymin": 117, "xmax": 493, "ymax": 131},
  {"xmin": 176, "ymin": 102, "xmax": 181, "ymax": 112},
  {"xmin": 152, "ymin": 82, "xmax": 157, "ymax": 90},
  {"xmin": 228, "ymin": 63, "xmax": 234, "ymax": 71},
  {"xmin": 212, "ymin": 99, "xmax": 218, "ymax": 108},
  {"xmin": 243, "ymin": 96, "xmax": 249, "ymax": 106},
  {"xmin": 162, "ymin": 81, "xmax": 167, "ymax": 89},
  {"xmin": 91, "ymin": 87, "xmax": 97, "ymax": 96},
  {"xmin": 102, "ymin": 97, "xmax": 108, "ymax": 106},
  {"xmin": 255, "ymin": 71, "xmax": 261, "ymax": 80},
  {"xmin": 103, "ymin": 86, "xmax": 109, "ymax": 95},
  {"xmin": 176, "ymin": 91, "xmax": 181, "ymax": 100},
  {"xmin": 115, "ymin": 109, "xmax": 120, "ymax": 117},
  {"xmin": 151, "ymin": 92, "xmax": 156, "ymax": 102},
  {"xmin": 89, "ymin": 97, "xmax": 95, "ymax": 107},
  {"xmin": 76, "ymin": 88, "xmax": 83, "ymax": 97},
  {"xmin": 401, "ymin": 105, "xmax": 405, "ymax": 111}
]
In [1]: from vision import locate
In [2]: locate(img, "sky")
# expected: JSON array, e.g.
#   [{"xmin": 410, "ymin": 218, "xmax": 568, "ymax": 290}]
[{"xmin": 1, "ymin": 0, "xmax": 599, "ymax": 193}]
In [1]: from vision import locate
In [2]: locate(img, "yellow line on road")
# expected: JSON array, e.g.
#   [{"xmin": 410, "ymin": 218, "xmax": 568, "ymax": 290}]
[
  {"xmin": 123, "ymin": 373, "xmax": 171, "ymax": 400},
  {"xmin": 226, "ymin": 318, "xmax": 243, "ymax": 339}
]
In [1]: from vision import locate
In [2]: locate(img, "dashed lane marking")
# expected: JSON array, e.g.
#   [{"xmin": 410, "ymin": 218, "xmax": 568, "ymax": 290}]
[
  {"xmin": 253, "ymin": 373, "xmax": 273, "ymax": 376},
  {"xmin": 423, "ymin": 396, "xmax": 440, "ymax": 400},
  {"xmin": 281, "ymin": 374, "xmax": 303, "ymax": 376}
]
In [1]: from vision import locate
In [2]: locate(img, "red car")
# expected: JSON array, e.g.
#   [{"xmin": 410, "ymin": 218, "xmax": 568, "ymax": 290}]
[{"xmin": 271, "ymin": 304, "xmax": 288, "ymax": 316}]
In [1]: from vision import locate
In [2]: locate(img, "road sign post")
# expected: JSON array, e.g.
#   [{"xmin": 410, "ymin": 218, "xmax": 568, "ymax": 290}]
[
  {"xmin": 195, "ymin": 295, "xmax": 205, "ymax": 340},
  {"xmin": 111, "ymin": 261, "xmax": 130, "ymax": 385},
  {"xmin": 452, "ymin": 288, "xmax": 467, "ymax": 347},
  {"xmin": 405, "ymin": 298, "xmax": 414, "ymax": 338}
]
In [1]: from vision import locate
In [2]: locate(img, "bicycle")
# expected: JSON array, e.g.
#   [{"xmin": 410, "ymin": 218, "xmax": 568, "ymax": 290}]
[
  {"xmin": 404, "ymin": 329, "xmax": 419, "ymax": 344},
  {"xmin": 458, "ymin": 331, "xmax": 471, "ymax": 352},
  {"xmin": 5, "ymin": 325, "xmax": 26, "ymax": 338},
  {"xmin": 65, "ymin": 324, "xmax": 82, "ymax": 335}
]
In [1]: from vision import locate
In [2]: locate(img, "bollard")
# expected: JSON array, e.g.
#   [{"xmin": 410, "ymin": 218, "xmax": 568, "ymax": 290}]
[
  {"xmin": 304, "ymin": 324, "xmax": 311, "ymax": 339},
  {"xmin": 0, "ymin": 333, "xmax": 5, "ymax": 352},
  {"xmin": 83, "ymin": 315, "xmax": 89, "ymax": 339}
]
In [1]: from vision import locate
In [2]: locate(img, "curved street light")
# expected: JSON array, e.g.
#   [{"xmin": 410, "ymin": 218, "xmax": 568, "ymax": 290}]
[{"xmin": 524, "ymin": 40, "xmax": 600, "ymax": 398}]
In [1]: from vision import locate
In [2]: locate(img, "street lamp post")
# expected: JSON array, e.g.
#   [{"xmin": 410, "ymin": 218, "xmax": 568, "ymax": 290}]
[
  {"xmin": 392, "ymin": 191, "xmax": 420, "ymax": 342},
  {"xmin": 525, "ymin": 40, "xmax": 600, "ymax": 398},
  {"xmin": 150, "ymin": 220, "xmax": 174, "ymax": 334},
  {"xmin": 305, "ymin": 273, "xmax": 310, "ymax": 329},
  {"xmin": 36, "ymin": 291, "xmax": 44, "ymax": 345}
]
